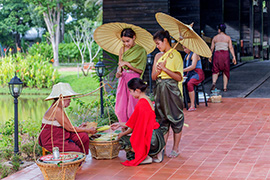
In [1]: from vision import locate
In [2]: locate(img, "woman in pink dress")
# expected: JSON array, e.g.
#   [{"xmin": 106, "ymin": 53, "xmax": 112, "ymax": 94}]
[{"xmin": 115, "ymin": 28, "xmax": 147, "ymax": 124}]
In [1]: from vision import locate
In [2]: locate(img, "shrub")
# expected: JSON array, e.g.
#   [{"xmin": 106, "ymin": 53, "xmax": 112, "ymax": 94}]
[
  {"xmin": 21, "ymin": 142, "xmax": 42, "ymax": 160},
  {"xmin": 23, "ymin": 117, "xmax": 42, "ymax": 142},
  {"xmin": 0, "ymin": 53, "xmax": 59, "ymax": 88},
  {"xmin": 1, "ymin": 148, "xmax": 13, "ymax": 161},
  {"xmin": 0, "ymin": 164, "xmax": 11, "ymax": 179},
  {"xmin": 28, "ymin": 41, "xmax": 102, "ymax": 64},
  {"xmin": 0, "ymin": 116, "xmax": 43, "ymax": 162},
  {"xmin": 20, "ymin": 117, "xmax": 43, "ymax": 160},
  {"xmin": 11, "ymin": 154, "xmax": 21, "ymax": 171},
  {"xmin": 27, "ymin": 42, "xmax": 53, "ymax": 60},
  {"xmin": 0, "ymin": 119, "xmax": 15, "ymax": 148},
  {"xmin": 67, "ymin": 94, "xmax": 118, "ymax": 127}
]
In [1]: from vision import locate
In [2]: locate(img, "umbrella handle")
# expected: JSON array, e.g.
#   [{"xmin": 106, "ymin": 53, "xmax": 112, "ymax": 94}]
[
  {"xmin": 172, "ymin": 41, "xmax": 180, "ymax": 49},
  {"xmin": 159, "ymin": 41, "xmax": 181, "ymax": 64}
]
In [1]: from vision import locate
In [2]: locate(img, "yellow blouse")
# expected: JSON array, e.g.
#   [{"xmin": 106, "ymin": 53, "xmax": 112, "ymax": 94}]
[{"xmin": 157, "ymin": 49, "xmax": 184, "ymax": 95}]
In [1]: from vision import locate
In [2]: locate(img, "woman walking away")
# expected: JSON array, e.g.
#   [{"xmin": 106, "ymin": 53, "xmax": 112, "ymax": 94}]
[
  {"xmin": 183, "ymin": 46, "xmax": 205, "ymax": 111},
  {"xmin": 209, "ymin": 23, "xmax": 237, "ymax": 92},
  {"xmin": 115, "ymin": 28, "xmax": 147, "ymax": 124},
  {"xmin": 111, "ymin": 78, "xmax": 165, "ymax": 166},
  {"xmin": 152, "ymin": 30, "xmax": 184, "ymax": 158}
]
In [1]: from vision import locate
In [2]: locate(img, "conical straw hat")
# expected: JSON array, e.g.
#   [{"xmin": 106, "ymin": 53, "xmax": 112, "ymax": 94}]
[
  {"xmin": 45, "ymin": 82, "xmax": 80, "ymax": 101},
  {"xmin": 155, "ymin": 12, "xmax": 212, "ymax": 58},
  {"xmin": 94, "ymin": 22, "xmax": 156, "ymax": 55}
]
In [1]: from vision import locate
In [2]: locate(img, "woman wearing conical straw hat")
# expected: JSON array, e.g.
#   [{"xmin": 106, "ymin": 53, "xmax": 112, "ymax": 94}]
[
  {"xmin": 39, "ymin": 83, "xmax": 97, "ymax": 154},
  {"xmin": 152, "ymin": 30, "xmax": 184, "ymax": 158}
]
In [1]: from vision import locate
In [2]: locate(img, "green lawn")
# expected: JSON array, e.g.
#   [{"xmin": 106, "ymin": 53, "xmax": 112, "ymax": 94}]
[
  {"xmin": 58, "ymin": 70, "xmax": 100, "ymax": 103},
  {"xmin": 0, "ymin": 69, "xmax": 100, "ymax": 96},
  {"xmin": 58, "ymin": 71, "xmax": 99, "ymax": 94}
]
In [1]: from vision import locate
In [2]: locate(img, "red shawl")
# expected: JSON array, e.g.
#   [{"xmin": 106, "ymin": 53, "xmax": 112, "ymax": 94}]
[{"xmin": 121, "ymin": 98, "xmax": 160, "ymax": 166}]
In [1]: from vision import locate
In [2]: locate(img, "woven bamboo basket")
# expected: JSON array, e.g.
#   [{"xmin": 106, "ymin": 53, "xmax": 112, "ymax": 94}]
[
  {"xmin": 89, "ymin": 140, "xmax": 120, "ymax": 159},
  {"xmin": 210, "ymin": 95, "xmax": 222, "ymax": 103},
  {"xmin": 36, "ymin": 152, "xmax": 86, "ymax": 180}
]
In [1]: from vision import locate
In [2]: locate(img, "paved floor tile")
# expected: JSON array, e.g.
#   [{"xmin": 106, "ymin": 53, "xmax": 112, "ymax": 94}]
[{"xmin": 4, "ymin": 98, "xmax": 270, "ymax": 180}]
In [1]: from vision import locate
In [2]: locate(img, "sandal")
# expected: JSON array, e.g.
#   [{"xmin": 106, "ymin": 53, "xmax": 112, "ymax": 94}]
[
  {"xmin": 153, "ymin": 148, "xmax": 165, "ymax": 163},
  {"xmin": 140, "ymin": 155, "xmax": 152, "ymax": 165},
  {"xmin": 223, "ymin": 88, "xmax": 227, "ymax": 92},
  {"xmin": 168, "ymin": 150, "xmax": 179, "ymax": 158},
  {"xmin": 188, "ymin": 107, "xmax": 196, "ymax": 112},
  {"xmin": 210, "ymin": 83, "xmax": 216, "ymax": 91}
]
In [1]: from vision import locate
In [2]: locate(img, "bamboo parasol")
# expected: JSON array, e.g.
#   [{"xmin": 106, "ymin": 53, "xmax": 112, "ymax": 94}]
[
  {"xmin": 94, "ymin": 22, "xmax": 156, "ymax": 55},
  {"xmin": 155, "ymin": 12, "xmax": 212, "ymax": 58}
]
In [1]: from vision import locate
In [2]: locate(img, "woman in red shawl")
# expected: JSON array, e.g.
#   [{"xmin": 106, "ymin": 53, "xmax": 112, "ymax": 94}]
[{"xmin": 111, "ymin": 78, "xmax": 165, "ymax": 166}]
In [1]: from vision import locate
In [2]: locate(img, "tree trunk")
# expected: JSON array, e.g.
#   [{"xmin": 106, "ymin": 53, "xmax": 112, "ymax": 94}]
[
  {"xmin": 42, "ymin": 3, "xmax": 62, "ymax": 67},
  {"xmin": 52, "ymin": 41, "xmax": 59, "ymax": 66},
  {"xmin": 15, "ymin": 32, "xmax": 20, "ymax": 52},
  {"xmin": 54, "ymin": 7, "xmax": 60, "ymax": 66},
  {"xmin": 60, "ymin": 8, "xmax": 65, "ymax": 42}
]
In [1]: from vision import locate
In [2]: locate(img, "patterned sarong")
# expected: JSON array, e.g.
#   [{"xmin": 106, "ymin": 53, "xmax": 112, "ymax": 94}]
[
  {"xmin": 154, "ymin": 79, "xmax": 184, "ymax": 134},
  {"xmin": 119, "ymin": 128, "xmax": 165, "ymax": 160}
]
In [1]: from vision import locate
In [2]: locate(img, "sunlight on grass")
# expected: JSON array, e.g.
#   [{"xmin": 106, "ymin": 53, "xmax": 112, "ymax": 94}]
[
  {"xmin": 0, "ymin": 68, "xmax": 100, "ymax": 96},
  {"xmin": 58, "ymin": 70, "xmax": 99, "ymax": 94}
]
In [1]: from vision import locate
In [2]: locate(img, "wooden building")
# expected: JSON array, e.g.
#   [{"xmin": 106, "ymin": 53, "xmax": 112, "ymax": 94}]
[
  {"xmin": 104, "ymin": 0, "xmax": 270, "ymax": 59},
  {"xmin": 103, "ymin": 0, "xmax": 270, "ymax": 86}
]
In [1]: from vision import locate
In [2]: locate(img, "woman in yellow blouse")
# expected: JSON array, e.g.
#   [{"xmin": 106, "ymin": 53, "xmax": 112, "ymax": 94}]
[{"xmin": 151, "ymin": 30, "xmax": 184, "ymax": 158}]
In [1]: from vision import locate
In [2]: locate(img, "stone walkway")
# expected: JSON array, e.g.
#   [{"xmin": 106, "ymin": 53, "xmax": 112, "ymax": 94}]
[
  {"xmin": 58, "ymin": 67, "xmax": 78, "ymax": 72},
  {"xmin": 4, "ymin": 98, "xmax": 270, "ymax": 180},
  {"xmin": 204, "ymin": 60, "xmax": 270, "ymax": 98}
]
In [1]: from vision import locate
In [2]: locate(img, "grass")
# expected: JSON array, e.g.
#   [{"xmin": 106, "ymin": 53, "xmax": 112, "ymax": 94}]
[
  {"xmin": 58, "ymin": 70, "xmax": 99, "ymax": 94},
  {"xmin": 0, "ymin": 68, "xmax": 100, "ymax": 96}
]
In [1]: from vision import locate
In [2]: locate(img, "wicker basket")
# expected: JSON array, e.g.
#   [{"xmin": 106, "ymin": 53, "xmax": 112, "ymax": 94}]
[
  {"xmin": 89, "ymin": 140, "xmax": 120, "ymax": 159},
  {"xmin": 36, "ymin": 152, "xmax": 86, "ymax": 180},
  {"xmin": 210, "ymin": 95, "xmax": 222, "ymax": 103}
]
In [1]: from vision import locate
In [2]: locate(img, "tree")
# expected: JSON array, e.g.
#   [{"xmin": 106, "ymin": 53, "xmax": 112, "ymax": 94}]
[
  {"xmin": 28, "ymin": 4, "xmax": 47, "ymax": 42},
  {"xmin": 0, "ymin": 0, "xmax": 31, "ymax": 50},
  {"xmin": 27, "ymin": 0, "xmax": 74, "ymax": 67},
  {"xmin": 85, "ymin": 0, "xmax": 102, "ymax": 22},
  {"xmin": 69, "ymin": 19, "xmax": 101, "ymax": 76},
  {"xmin": 64, "ymin": 0, "xmax": 102, "ymax": 33}
]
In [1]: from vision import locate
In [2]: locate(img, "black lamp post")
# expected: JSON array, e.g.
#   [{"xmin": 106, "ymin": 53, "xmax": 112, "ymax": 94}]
[
  {"xmin": 8, "ymin": 73, "xmax": 23, "ymax": 155},
  {"xmin": 95, "ymin": 60, "xmax": 105, "ymax": 117},
  {"xmin": 147, "ymin": 54, "xmax": 153, "ymax": 93}
]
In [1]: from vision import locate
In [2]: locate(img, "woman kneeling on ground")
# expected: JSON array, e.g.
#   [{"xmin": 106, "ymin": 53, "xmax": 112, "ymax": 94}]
[
  {"xmin": 111, "ymin": 78, "xmax": 165, "ymax": 166},
  {"xmin": 39, "ymin": 82, "xmax": 97, "ymax": 155}
]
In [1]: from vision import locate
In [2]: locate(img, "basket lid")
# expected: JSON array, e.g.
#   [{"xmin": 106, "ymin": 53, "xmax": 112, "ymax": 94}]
[{"xmin": 38, "ymin": 152, "xmax": 85, "ymax": 164}]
